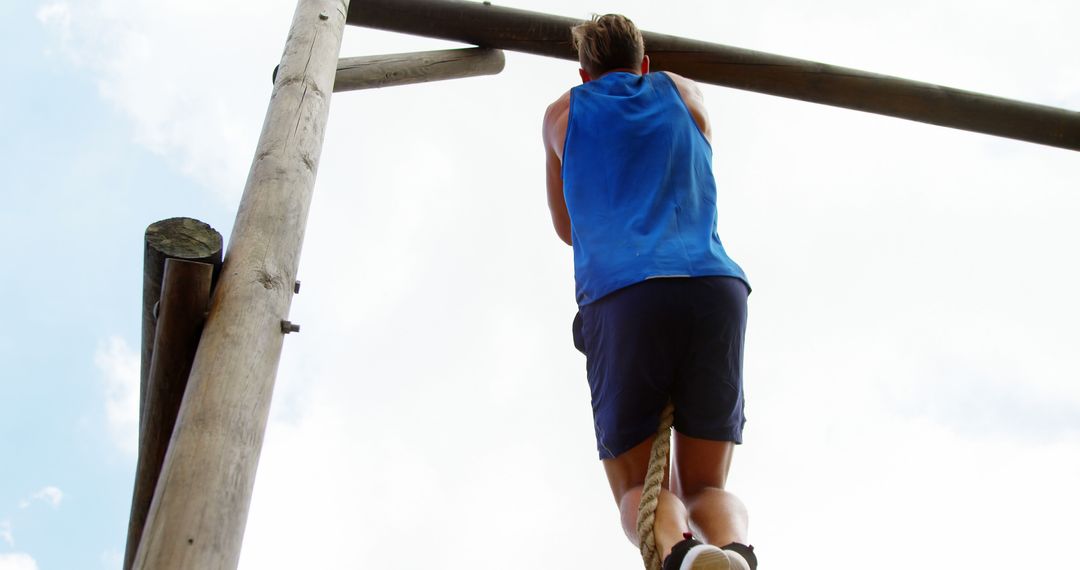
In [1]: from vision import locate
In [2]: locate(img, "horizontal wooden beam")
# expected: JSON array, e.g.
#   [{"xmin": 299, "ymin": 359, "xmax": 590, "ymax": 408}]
[
  {"xmin": 347, "ymin": 0, "xmax": 1080, "ymax": 151},
  {"xmin": 335, "ymin": 47, "xmax": 504, "ymax": 91}
]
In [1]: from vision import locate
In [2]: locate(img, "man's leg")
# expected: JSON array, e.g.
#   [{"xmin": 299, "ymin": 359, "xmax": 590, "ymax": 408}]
[
  {"xmin": 671, "ymin": 432, "xmax": 748, "ymax": 547},
  {"xmin": 602, "ymin": 437, "xmax": 690, "ymax": 559},
  {"xmin": 667, "ymin": 276, "xmax": 752, "ymax": 556}
]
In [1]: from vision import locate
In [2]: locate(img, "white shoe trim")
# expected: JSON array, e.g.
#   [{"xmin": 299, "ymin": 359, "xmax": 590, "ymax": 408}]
[{"xmin": 679, "ymin": 544, "xmax": 722, "ymax": 570}]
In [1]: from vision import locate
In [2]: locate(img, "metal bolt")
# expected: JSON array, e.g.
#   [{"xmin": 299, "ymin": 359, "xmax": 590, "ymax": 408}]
[
  {"xmin": 281, "ymin": 320, "xmax": 301, "ymax": 334},
  {"xmin": 294, "ymin": 280, "xmax": 301, "ymax": 294},
  {"xmin": 318, "ymin": 12, "xmax": 329, "ymax": 20}
]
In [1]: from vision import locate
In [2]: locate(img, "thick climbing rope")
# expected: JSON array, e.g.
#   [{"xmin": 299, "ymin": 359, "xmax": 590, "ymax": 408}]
[{"xmin": 636, "ymin": 401, "xmax": 675, "ymax": 570}]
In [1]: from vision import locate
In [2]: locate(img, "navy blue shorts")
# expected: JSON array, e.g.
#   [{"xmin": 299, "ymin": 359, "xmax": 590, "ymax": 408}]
[{"xmin": 573, "ymin": 276, "xmax": 749, "ymax": 460}]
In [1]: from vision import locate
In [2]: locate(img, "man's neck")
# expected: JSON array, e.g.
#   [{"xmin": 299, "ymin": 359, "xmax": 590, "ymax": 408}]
[{"xmin": 596, "ymin": 67, "xmax": 642, "ymax": 79}]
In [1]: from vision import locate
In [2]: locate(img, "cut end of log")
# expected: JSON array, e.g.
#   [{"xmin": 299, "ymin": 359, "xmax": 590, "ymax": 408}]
[{"xmin": 145, "ymin": 218, "xmax": 224, "ymax": 260}]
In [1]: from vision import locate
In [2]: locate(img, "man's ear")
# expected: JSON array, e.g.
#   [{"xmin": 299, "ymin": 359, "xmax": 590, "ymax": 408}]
[
  {"xmin": 640, "ymin": 55, "xmax": 650, "ymax": 75},
  {"xmin": 579, "ymin": 68, "xmax": 592, "ymax": 83}
]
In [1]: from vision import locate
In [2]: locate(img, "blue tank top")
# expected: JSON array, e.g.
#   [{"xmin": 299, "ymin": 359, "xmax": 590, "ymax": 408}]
[{"xmin": 563, "ymin": 71, "xmax": 749, "ymax": 305}]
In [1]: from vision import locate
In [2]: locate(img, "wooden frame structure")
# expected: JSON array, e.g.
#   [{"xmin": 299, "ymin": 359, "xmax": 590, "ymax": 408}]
[
  {"xmin": 347, "ymin": 0, "xmax": 1079, "ymax": 151},
  {"xmin": 127, "ymin": 1, "xmax": 1079, "ymax": 568}
]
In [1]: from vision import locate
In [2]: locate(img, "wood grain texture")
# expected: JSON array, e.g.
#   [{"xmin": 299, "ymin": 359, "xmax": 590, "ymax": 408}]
[
  {"xmin": 131, "ymin": 1, "xmax": 350, "ymax": 568},
  {"xmin": 141, "ymin": 218, "xmax": 222, "ymax": 427},
  {"xmin": 335, "ymin": 47, "xmax": 504, "ymax": 91},
  {"xmin": 347, "ymin": 0, "xmax": 1079, "ymax": 151},
  {"xmin": 125, "ymin": 259, "xmax": 213, "ymax": 570}
]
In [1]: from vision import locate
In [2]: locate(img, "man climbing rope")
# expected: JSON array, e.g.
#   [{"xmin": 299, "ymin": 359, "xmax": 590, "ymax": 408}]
[{"xmin": 542, "ymin": 14, "xmax": 757, "ymax": 570}]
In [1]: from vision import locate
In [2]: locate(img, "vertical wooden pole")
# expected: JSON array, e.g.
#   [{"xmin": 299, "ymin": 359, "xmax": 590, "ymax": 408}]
[
  {"xmin": 126, "ymin": 259, "xmax": 214, "ymax": 570},
  {"xmin": 141, "ymin": 218, "xmax": 223, "ymax": 425},
  {"xmin": 131, "ymin": 0, "xmax": 349, "ymax": 568}
]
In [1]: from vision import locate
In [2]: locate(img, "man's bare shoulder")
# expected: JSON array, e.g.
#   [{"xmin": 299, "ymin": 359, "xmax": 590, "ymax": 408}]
[
  {"xmin": 544, "ymin": 91, "xmax": 572, "ymax": 125},
  {"xmin": 660, "ymin": 71, "xmax": 704, "ymax": 98},
  {"xmin": 543, "ymin": 90, "xmax": 572, "ymax": 151},
  {"xmin": 658, "ymin": 71, "xmax": 711, "ymax": 140}
]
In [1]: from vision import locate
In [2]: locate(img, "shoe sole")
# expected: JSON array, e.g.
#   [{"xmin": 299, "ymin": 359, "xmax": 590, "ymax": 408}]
[{"xmin": 689, "ymin": 549, "xmax": 751, "ymax": 570}]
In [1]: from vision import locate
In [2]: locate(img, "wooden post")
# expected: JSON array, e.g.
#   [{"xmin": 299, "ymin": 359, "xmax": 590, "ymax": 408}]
[
  {"xmin": 334, "ymin": 47, "xmax": 505, "ymax": 91},
  {"xmin": 125, "ymin": 259, "xmax": 214, "ymax": 570},
  {"xmin": 131, "ymin": 0, "xmax": 349, "ymax": 568},
  {"xmin": 141, "ymin": 218, "xmax": 222, "ymax": 425},
  {"xmin": 346, "ymin": 0, "xmax": 1080, "ymax": 151}
]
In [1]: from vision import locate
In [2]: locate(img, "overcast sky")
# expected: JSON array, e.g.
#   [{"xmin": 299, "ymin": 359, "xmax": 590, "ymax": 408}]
[{"xmin": 3, "ymin": 1, "xmax": 1079, "ymax": 569}]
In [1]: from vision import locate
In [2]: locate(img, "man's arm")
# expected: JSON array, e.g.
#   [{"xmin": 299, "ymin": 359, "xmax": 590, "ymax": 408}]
[{"xmin": 543, "ymin": 93, "xmax": 573, "ymax": 246}]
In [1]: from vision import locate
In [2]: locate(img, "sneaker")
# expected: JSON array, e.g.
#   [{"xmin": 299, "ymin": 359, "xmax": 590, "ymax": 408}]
[
  {"xmin": 681, "ymin": 545, "xmax": 751, "ymax": 570},
  {"xmin": 662, "ymin": 536, "xmax": 757, "ymax": 570}
]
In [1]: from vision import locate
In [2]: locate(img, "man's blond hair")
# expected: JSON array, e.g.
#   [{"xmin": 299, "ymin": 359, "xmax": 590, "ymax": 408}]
[{"xmin": 570, "ymin": 14, "xmax": 645, "ymax": 78}]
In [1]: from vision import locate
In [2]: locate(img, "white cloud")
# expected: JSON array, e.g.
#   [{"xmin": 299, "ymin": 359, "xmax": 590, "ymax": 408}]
[
  {"xmin": 248, "ymin": 13, "xmax": 1078, "ymax": 568},
  {"xmin": 35, "ymin": 3, "xmax": 71, "ymax": 45},
  {"xmin": 100, "ymin": 549, "xmax": 122, "ymax": 569},
  {"xmin": 18, "ymin": 487, "xmax": 64, "ymax": 511},
  {"xmin": 0, "ymin": 520, "xmax": 12, "ymax": 547},
  {"xmin": 36, "ymin": 0, "xmax": 296, "ymax": 200},
  {"xmin": 94, "ymin": 336, "xmax": 140, "ymax": 456},
  {"xmin": 0, "ymin": 553, "xmax": 38, "ymax": 570},
  {"xmin": 41, "ymin": 1, "xmax": 1080, "ymax": 569}
]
